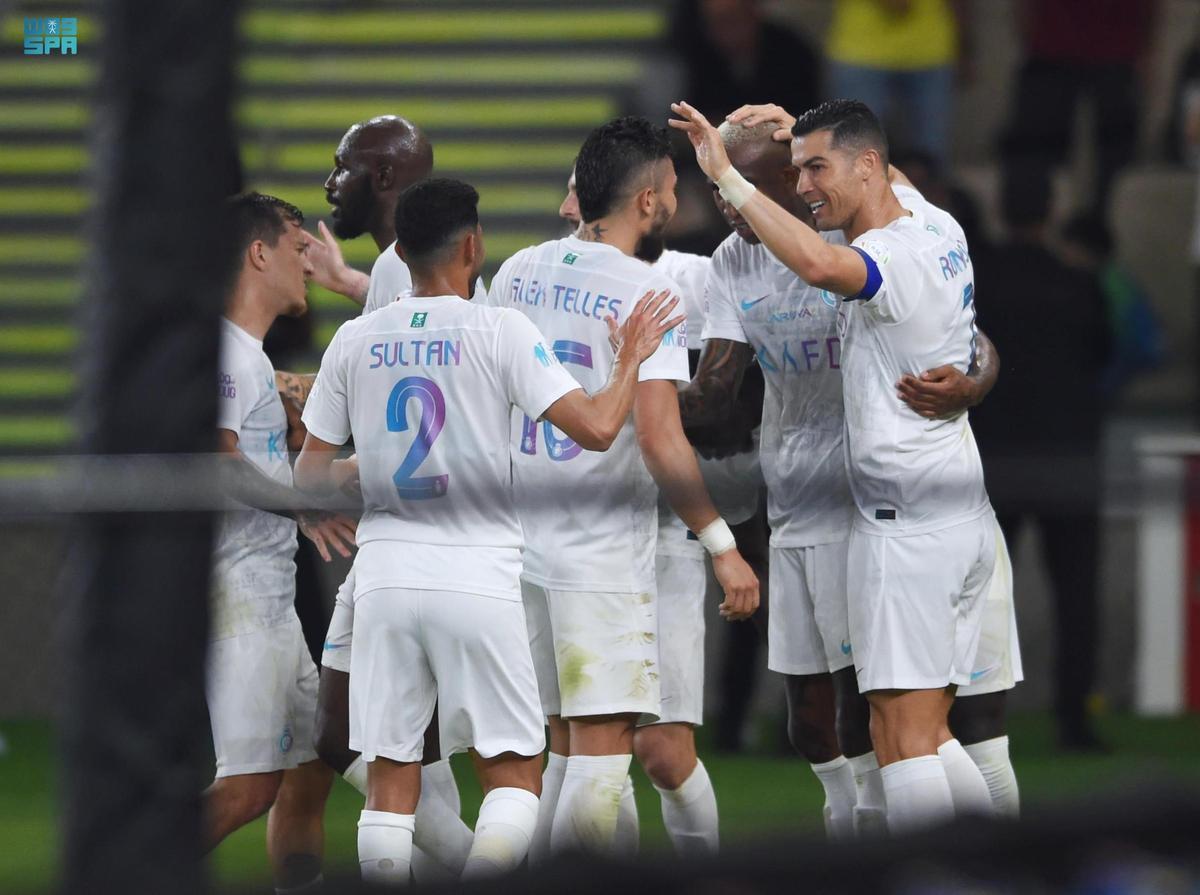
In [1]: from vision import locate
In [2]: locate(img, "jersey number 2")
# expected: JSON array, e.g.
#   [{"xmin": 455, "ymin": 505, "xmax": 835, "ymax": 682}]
[
  {"xmin": 519, "ymin": 340, "xmax": 592, "ymax": 462},
  {"xmin": 386, "ymin": 376, "xmax": 448, "ymax": 499}
]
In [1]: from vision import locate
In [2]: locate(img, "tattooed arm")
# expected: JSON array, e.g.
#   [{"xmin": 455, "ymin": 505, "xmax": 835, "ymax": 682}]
[
  {"xmin": 677, "ymin": 338, "xmax": 755, "ymax": 427},
  {"xmin": 276, "ymin": 371, "xmax": 317, "ymax": 453}
]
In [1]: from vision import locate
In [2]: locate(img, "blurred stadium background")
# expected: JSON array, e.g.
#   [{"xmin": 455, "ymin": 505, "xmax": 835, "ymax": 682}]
[{"xmin": 2, "ymin": 0, "xmax": 1200, "ymax": 891}]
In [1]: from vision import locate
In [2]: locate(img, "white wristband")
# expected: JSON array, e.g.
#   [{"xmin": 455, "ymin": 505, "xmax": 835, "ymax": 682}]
[
  {"xmin": 697, "ymin": 518, "xmax": 736, "ymax": 557},
  {"xmin": 714, "ymin": 166, "xmax": 757, "ymax": 210}
]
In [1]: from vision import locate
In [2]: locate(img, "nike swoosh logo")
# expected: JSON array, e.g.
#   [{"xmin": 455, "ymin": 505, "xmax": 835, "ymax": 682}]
[
  {"xmin": 740, "ymin": 295, "xmax": 769, "ymax": 311},
  {"xmin": 969, "ymin": 666, "xmax": 993, "ymax": 682},
  {"xmin": 323, "ymin": 641, "xmax": 347, "ymax": 651}
]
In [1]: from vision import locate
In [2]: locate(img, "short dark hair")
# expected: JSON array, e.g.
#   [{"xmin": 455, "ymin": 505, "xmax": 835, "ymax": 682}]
[
  {"xmin": 792, "ymin": 100, "xmax": 889, "ymax": 167},
  {"xmin": 999, "ymin": 165, "xmax": 1052, "ymax": 230},
  {"xmin": 394, "ymin": 177, "xmax": 479, "ymax": 264},
  {"xmin": 226, "ymin": 191, "xmax": 303, "ymax": 252},
  {"xmin": 574, "ymin": 116, "xmax": 672, "ymax": 223},
  {"xmin": 224, "ymin": 191, "xmax": 303, "ymax": 279}
]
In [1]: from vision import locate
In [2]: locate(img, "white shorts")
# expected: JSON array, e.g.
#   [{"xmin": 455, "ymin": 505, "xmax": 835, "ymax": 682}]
[
  {"xmin": 320, "ymin": 565, "xmax": 355, "ymax": 674},
  {"xmin": 350, "ymin": 588, "xmax": 545, "ymax": 763},
  {"xmin": 207, "ymin": 618, "xmax": 319, "ymax": 778},
  {"xmin": 521, "ymin": 580, "xmax": 660, "ymax": 721},
  {"xmin": 768, "ymin": 539, "xmax": 853, "ymax": 676},
  {"xmin": 697, "ymin": 437, "xmax": 762, "ymax": 526},
  {"xmin": 640, "ymin": 551, "xmax": 707, "ymax": 727},
  {"xmin": 958, "ymin": 519, "xmax": 1025, "ymax": 697},
  {"xmin": 848, "ymin": 513, "xmax": 995, "ymax": 693}
]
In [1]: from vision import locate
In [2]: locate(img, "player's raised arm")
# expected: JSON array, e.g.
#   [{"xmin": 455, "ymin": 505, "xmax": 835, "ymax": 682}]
[
  {"xmin": 669, "ymin": 101, "xmax": 870, "ymax": 298},
  {"xmin": 539, "ymin": 289, "xmax": 683, "ymax": 450}
]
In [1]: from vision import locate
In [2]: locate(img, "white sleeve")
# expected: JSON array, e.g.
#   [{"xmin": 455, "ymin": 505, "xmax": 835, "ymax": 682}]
[
  {"xmin": 484, "ymin": 256, "xmax": 514, "ymax": 308},
  {"xmin": 699, "ymin": 249, "xmax": 748, "ymax": 344},
  {"xmin": 496, "ymin": 310, "xmax": 582, "ymax": 420},
  {"xmin": 300, "ymin": 329, "xmax": 352, "ymax": 444},
  {"xmin": 216, "ymin": 349, "xmax": 254, "ymax": 437},
  {"xmin": 848, "ymin": 231, "xmax": 923, "ymax": 324},
  {"xmin": 635, "ymin": 273, "xmax": 690, "ymax": 384},
  {"xmin": 362, "ymin": 246, "xmax": 412, "ymax": 316}
]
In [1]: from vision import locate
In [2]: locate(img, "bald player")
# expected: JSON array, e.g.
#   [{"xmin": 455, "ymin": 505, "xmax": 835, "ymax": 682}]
[{"xmin": 275, "ymin": 115, "xmax": 475, "ymax": 878}]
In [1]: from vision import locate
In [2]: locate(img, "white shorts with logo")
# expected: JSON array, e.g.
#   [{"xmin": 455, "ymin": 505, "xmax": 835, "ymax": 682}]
[
  {"xmin": 350, "ymin": 587, "xmax": 545, "ymax": 762},
  {"xmin": 958, "ymin": 518, "xmax": 1024, "ymax": 697},
  {"xmin": 320, "ymin": 565, "xmax": 355, "ymax": 674},
  {"xmin": 639, "ymin": 551, "xmax": 707, "ymax": 727},
  {"xmin": 207, "ymin": 617, "xmax": 319, "ymax": 778},
  {"xmin": 768, "ymin": 539, "xmax": 854, "ymax": 676},
  {"xmin": 697, "ymin": 437, "xmax": 763, "ymax": 527},
  {"xmin": 521, "ymin": 580, "xmax": 660, "ymax": 721},
  {"xmin": 848, "ymin": 513, "xmax": 996, "ymax": 693}
]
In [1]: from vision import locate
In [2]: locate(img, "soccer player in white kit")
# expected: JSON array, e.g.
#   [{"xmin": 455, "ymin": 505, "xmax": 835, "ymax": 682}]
[
  {"xmin": 281, "ymin": 117, "xmax": 476, "ymax": 879},
  {"xmin": 206, "ymin": 192, "xmax": 359, "ymax": 890},
  {"xmin": 558, "ymin": 169, "xmax": 758, "ymax": 856},
  {"xmin": 488, "ymin": 117, "xmax": 759, "ymax": 858},
  {"xmin": 671, "ymin": 98, "xmax": 997, "ymax": 832},
  {"xmin": 294, "ymin": 178, "xmax": 684, "ymax": 883}
]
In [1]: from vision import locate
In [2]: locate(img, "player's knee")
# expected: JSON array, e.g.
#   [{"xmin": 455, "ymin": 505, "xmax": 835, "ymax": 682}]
[
  {"xmin": 275, "ymin": 762, "xmax": 333, "ymax": 817},
  {"xmin": 949, "ymin": 693, "xmax": 1007, "ymax": 746},
  {"xmin": 787, "ymin": 712, "xmax": 840, "ymax": 763},
  {"xmin": 226, "ymin": 773, "xmax": 282, "ymax": 826},
  {"xmin": 636, "ymin": 739, "xmax": 694, "ymax": 791}
]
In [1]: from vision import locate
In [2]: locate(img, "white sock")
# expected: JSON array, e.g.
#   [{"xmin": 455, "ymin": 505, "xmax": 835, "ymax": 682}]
[
  {"xmin": 343, "ymin": 756, "xmax": 368, "ymax": 796},
  {"xmin": 810, "ymin": 755, "xmax": 856, "ymax": 841},
  {"xmin": 422, "ymin": 758, "xmax": 462, "ymax": 816},
  {"xmin": 413, "ymin": 769, "xmax": 474, "ymax": 877},
  {"xmin": 938, "ymin": 738, "xmax": 995, "ymax": 818},
  {"xmin": 880, "ymin": 756, "xmax": 954, "ymax": 834},
  {"xmin": 550, "ymin": 753, "xmax": 632, "ymax": 856},
  {"xmin": 344, "ymin": 757, "xmax": 446, "ymax": 879},
  {"xmin": 357, "ymin": 809, "xmax": 415, "ymax": 885},
  {"xmin": 613, "ymin": 774, "xmax": 640, "ymax": 857},
  {"xmin": 463, "ymin": 787, "xmax": 540, "ymax": 878},
  {"xmin": 847, "ymin": 751, "xmax": 888, "ymax": 838},
  {"xmin": 529, "ymin": 752, "xmax": 567, "ymax": 866},
  {"xmin": 963, "ymin": 736, "xmax": 1020, "ymax": 819},
  {"xmin": 654, "ymin": 760, "xmax": 719, "ymax": 857}
]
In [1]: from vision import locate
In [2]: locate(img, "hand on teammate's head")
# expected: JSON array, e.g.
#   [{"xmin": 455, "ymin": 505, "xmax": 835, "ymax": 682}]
[
  {"xmin": 726, "ymin": 104, "xmax": 796, "ymax": 143},
  {"xmin": 668, "ymin": 102, "xmax": 732, "ymax": 182}
]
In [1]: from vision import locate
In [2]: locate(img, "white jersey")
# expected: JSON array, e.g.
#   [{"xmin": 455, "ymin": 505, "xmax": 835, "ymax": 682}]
[
  {"xmin": 303, "ymin": 295, "xmax": 581, "ymax": 601},
  {"xmin": 212, "ymin": 318, "xmax": 298, "ymax": 638},
  {"xmin": 363, "ymin": 241, "xmax": 487, "ymax": 315},
  {"xmin": 651, "ymin": 249, "xmax": 710, "ymax": 560},
  {"xmin": 487, "ymin": 235, "xmax": 690, "ymax": 592},
  {"xmin": 839, "ymin": 184, "xmax": 990, "ymax": 535},
  {"xmin": 702, "ymin": 232, "xmax": 852, "ymax": 547}
]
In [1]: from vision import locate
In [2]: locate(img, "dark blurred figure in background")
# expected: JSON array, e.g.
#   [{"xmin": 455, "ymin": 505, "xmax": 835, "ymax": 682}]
[
  {"xmin": 999, "ymin": 0, "xmax": 1159, "ymax": 218},
  {"xmin": 1060, "ymin": 214, "xmax": 1165, "ymax": 400},
  {"xmin": 825, "ymin": 0, "xmax": 969, "ymax": 165},
  {"xmin": 889, "ymin": 147, "xmax": 987, "ymax": 256},
  {"xmin": 971, "ymin": 168, "xmax": 1112, "ymax": 752},
  {"xmin": 664, "ymin": 0, "xmax": 820, "ymax": 255}
]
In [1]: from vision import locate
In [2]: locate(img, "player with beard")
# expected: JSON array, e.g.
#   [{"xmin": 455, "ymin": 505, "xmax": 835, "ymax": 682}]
[
  {"xmin": 671, "ymin": 98, "xmax": 998, "ymax": 833},
  {"xmin": 277, "ymin": 115, "xmax": 475, "ymax": 879},
  {"xmin": 558, "ymin": 170, "xmax": 765, "ymax": 856},
  {"xmin": 487, "ymin": 117, "xmax": 759, "ymax": 858}
]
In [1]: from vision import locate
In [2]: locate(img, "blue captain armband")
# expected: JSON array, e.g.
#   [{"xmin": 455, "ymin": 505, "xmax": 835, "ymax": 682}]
[{"xmin": 847, "ymin": 247, "xmax": 883, "ymax": 302}]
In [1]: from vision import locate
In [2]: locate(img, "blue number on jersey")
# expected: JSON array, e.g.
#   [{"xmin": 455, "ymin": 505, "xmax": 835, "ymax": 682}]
[
  {"xmin": 519, "ymin": 339, "xmax": 593, "ymax": 461},
  {"xmin": 386, "ymin": 376, "xmax": 448, "ymax": 499}
]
